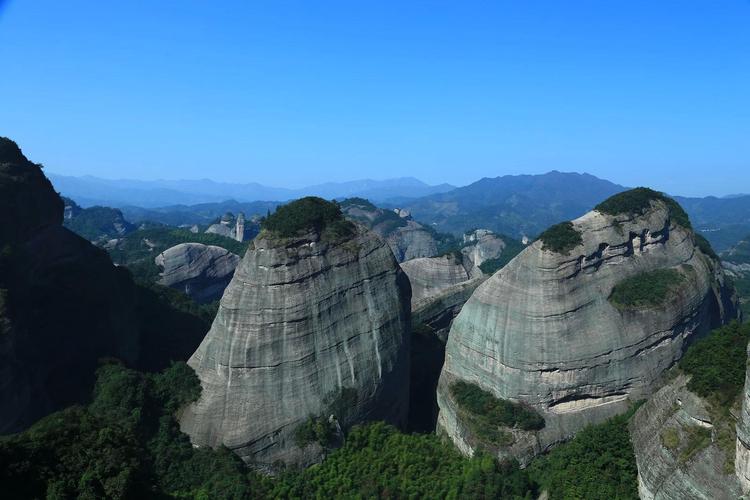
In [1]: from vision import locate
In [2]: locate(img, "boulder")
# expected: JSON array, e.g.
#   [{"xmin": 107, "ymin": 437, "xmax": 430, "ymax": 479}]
[{"xmin": 155, "ymin": 243, "xmax": 239, "ymax": 303}]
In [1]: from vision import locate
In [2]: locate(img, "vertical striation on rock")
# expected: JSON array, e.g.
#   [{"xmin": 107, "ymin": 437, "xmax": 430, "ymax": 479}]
[
  {"xmin": 736, "ymin": 341, "xmax": 750, "ymax": 494},
  {"xmin": 180, "ymin": 200, "xmax": 411, "ymax": 467},
  {"xmin": 436, "ymin": 189, "xmax": 737, "ymax": 464}
]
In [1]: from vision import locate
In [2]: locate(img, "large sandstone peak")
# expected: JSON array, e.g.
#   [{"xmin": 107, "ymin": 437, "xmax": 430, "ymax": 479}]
[
  {"xmin": 180, "ymin": 198, "xmax": 411, "ymax": 467},
  {"xmin": 437, "ymin": 188, "xmax": 737, "ymax": 463}
]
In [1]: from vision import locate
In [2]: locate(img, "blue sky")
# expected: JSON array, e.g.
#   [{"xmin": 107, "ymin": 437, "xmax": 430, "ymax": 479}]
[{"xmin": 0, "ymin": 1, "xmax": 748, "ymax": 196}]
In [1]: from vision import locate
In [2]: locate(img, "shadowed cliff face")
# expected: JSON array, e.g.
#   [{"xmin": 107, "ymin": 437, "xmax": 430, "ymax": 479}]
[
  {"xmin": 0, "ymin": 138, "xmax": 209, "ymax": 433},
  {"xmin": 0, "ymin": 138, "xmax": 138, "ymax": 432},
  {"xmin": 180, "ymin": 222, "xmax": 412, "ymax": 468},
  {"xmin": 0, "ymin": 137, "xmax": 63, "ymax": 247},
  {"xmin": 436, "ymin": 192, "xmax": 738, "ymax": 465}
]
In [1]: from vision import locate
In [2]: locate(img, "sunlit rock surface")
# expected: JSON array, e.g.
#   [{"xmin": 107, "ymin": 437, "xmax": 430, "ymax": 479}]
[{"xmin": 180, "ymin": 224, "xmax": 411, "ymax": 467}]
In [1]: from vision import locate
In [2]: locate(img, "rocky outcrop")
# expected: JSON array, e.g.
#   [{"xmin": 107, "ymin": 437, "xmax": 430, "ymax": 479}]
[
  {"xmin": 62, "ymin": 197, "xmax": 135, "ymax": 242},
  {"xmin": 400, "ymin": 253, "xmax": 481, "ymax": 306},
  {"xmin": 631, "ymin": 373, "xmax": 741, "ymax": 500},
  {"xmin": 155, "ymin": 243, "xmax": 240, "ymax": 303},
  {"xmin": 437, "ymin": 189, "xmax": 737, "ymax": 464},
  {"xmin": 736, "ymin": 343, "xmax": 750, "ymax": 494},
  {"xmin": 0, "ymin": 139, "xmax": 138, "ymax": 432},
  {"xmin": 180, "ymin": 215, "xmax": 411, "ymax": 468},
  {"xmin": 340, "ymin": 198, "xmax": 439, "ymax": 262},
  {"xmin": 0, "ymin": 138, "xmax": 63, "ymax": 246},
  {"xmin": 386, "ymin": 221, "xmax": 439, "ymax": 262},
  {"xmin": 205, "ymin": 212, "xmax": 257, "ymax": 242},
  {"xmin": 461, "ymin": 229, "xmax": 507, "ymax": 268},
  {"xmin": 0, "ymin": 138, "xmax": 209, "ymax": 434}
]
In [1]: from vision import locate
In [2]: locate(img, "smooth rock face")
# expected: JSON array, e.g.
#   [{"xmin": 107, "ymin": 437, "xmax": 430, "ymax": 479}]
[
  {"xmin": 736, "ymin": 342, "xmax": 750, "ymax": 494},
  {"xmin": 385, "ymin": 221, "xmax": 439, "ymax": 262},
  {"xmin": 155, "ymin": 243, "xmax": 240, "ymax": 303},
  {"xmin": 437, "ymin": 199, "xmax": 736, "ymax": 464},
  {"xmin": 461, "ymin": 229, "xmax": 507, "ymax": 268},
  {"xmin": 205, "ymin": 222, "xmax": 234, "ymax": 238},
  {"xmin": 401, "ymin": 254, "xmax": 481, "ymax": 306},
  {"xmin": 180, "ymin": 225, "xmax": 411, "ymax": 467},
  {"xmin": 631, "ymin": 374, "xmax": 741, "ymax": 500}
]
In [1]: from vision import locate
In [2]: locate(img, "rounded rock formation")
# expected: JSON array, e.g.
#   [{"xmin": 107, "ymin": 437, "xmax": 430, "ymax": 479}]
[
  {"xmin": 155, "ymin": 242, "xmax": 240, "ymax": 303},
  {"xmin": 180, "ymin": 200, "xmax": 411, "ymax": 467},
  {"xmin": 437, "ymin": 189, "xmax": 738, "ymax": 463}
]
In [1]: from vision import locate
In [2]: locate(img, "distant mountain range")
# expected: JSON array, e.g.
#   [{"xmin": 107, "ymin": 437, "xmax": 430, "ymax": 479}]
[
  {"xmin": 400, "ymin": 171, "xmax": 750, "ymax": 252},
  {"xmin": 401, "ymin": 171, "xmax": 627, "ymax": 239},
  {"xmin": 52, "ymin": 170, "xmax": 750, "ymax": 253},
  {"xmin": 47, "ymin": 173, "xmax": 455, "ymax": 208}
]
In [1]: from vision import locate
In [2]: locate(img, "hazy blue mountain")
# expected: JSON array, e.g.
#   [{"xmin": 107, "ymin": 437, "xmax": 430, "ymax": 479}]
[
  {"xmin": 47, "ymin": 173, "xmax": 455, "ymax": 208},
  {"xmin": 51, "ymin": 170, "xmax": 750, "ymax": 252},
  {"xmin": 675, "ymin": 195, "xmax": 750, "ymax": 251},
  {"xmin": 402, "ymin": 171, "xmax": 628, "ymax": 239}
]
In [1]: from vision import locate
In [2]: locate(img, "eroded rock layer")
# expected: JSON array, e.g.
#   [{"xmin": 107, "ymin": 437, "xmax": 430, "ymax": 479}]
[
  {"xmin": 180, "ymin": 225, "xmax": 411, "ymax": 467},
  {"xmin": 437, "ymin": 196, "xmax": 736, "ymax": 464}
]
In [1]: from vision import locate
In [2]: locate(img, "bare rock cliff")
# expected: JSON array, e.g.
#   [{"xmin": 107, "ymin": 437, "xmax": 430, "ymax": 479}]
[
  {"xmin": 179, "ymin": 223, "xmax": 411, "ymax": 467},
  {"xmin": 436, "ymin": 190, "xmax": 737, "ymax": 464},
  {"xmin": 630, "ymin": 373, "xmax": 741, "ymax": 500}
]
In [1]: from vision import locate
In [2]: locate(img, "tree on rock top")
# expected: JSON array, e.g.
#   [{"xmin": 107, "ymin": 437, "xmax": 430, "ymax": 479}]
[
  {"xmin": 262, "ymin": 197, "xmax": 355, "ymax": 240},
  {"xmin": 594, "ymin": 187, "xmax": 692, "ymax": 230}
]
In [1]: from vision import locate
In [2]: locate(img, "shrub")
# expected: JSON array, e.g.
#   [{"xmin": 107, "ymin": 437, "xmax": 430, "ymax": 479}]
[
  {"xmin": 538, "ymin": 221, "xmax": 582, "ymax": 255},
  {"xmin": 608, "ymin": 268, "xmax": 685, "ymax": 309},
  {"xmin": 678, "ymin": 426, "xmax": 711, "ymax": 464},
  {"xmin": 262, "ymin": 197, "xmax": 355, "ymax": 240},
  {"xmin": 450, "ymin": 381, "xmax": 544, "ymax": 446},
  {"xmin": 594, "ymin": 187, "xmax": 692, "ymax": 230},
  {"xmin": 679, "ymin": 321, "xmax": 749, "ymax": 405},
  {"xmin": 661, "ymin": 428, "xmax": 680, "ymax": 451},
  {"xmin": 294, "ymin": 417, "xmax": 337, "ymax": 448}
]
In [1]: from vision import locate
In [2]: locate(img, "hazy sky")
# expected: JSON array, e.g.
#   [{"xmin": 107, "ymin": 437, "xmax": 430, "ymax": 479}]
[{"xmin": 1, "ymin": 1, "xmax": 748, "ymax": 196}]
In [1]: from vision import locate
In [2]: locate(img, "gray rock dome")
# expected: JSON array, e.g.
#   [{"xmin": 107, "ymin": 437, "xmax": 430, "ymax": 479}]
[
  {"xmin": 180, "ymin": 217, "xmax": 411, "ymax": 468},
  {"xmin": 437, "ymin": 189, "xmax": 738, "ymax": 464}
]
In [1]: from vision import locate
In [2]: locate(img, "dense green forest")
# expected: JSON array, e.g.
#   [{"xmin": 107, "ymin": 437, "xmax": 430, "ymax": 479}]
[{"xmin": 0, "ymin": 359, "xmax": 642, "ymax": 499}]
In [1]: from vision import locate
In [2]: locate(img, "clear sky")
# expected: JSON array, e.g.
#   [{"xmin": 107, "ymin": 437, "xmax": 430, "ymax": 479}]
[{"xmin": 1, "ymin": 1, "xmax": 748, "ymax": 196}]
